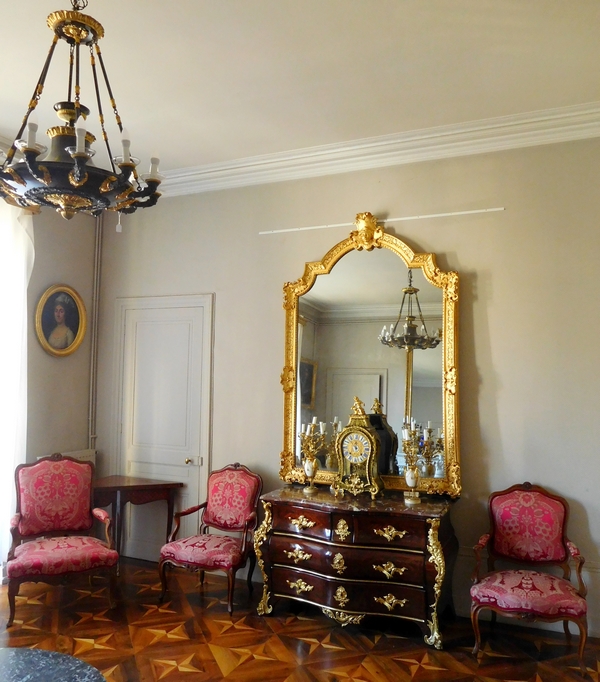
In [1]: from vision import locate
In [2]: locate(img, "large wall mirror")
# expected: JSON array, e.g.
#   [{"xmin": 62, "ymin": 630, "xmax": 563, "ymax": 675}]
[{"xmin": 280, "ymin": 212, "xmax": 460, "ymax": 497}]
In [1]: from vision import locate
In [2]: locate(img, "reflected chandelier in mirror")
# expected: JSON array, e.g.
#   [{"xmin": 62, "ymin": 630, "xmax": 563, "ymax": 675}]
[{"xmin": 280, "ymin": 212, "xmax": 460, "ymax": 498}]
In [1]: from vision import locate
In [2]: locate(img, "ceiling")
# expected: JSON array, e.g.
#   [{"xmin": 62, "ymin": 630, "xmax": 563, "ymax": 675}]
[{"xmin": 1, "ymin": 1, "xmax": 600, "ymax": 195}]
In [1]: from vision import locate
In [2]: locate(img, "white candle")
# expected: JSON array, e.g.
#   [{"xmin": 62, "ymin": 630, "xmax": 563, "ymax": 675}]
[
  {"xmin": 402, "ymin": 428, "xmax": 410, "ymax": 440},
  {"xmin": 411, "ymin": 418, "xmax": 415, "ymax": 430},
  {"xmin": 121, "ymin": 129, "xmax": 131, "ymax": 163},
  {"xmin": 75, "ymin": 126, "xmax": 86, "ymax": 154},
  {"xmin": 26, "ymin": 121, "xmax": 38, "ymax": 148},
  {"xmin": 320, "ymin": 422, "xmax": 325, "ymax": 434},
  {"xmin": 149, "ymin": 156, "xmax": 160, "ymax": 177},
  {"xmin": 312, "ymin": 416, "xmax": 318, "ymax": 424},
  {"xmin": 427, "ymin": 421, "xmax": 432, "ymax": 428},
  {"xmin": 424, "ymin": 428, "xmax": 430, "ymax": 440},
  {"xmin": 301, "ymin": 423, "xmax": 306, "ymax": 434}
]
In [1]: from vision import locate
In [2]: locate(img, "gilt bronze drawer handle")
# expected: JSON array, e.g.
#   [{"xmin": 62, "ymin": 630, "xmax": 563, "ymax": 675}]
[
  {"xmin": 334, "ymin": 519, "xmax": 350, "ymax": 541},
  {"xmin": 287, "ymin": 578, "xmax": 314, "ymax": 595},
  {"xmin": 334, "ymin": 586, "xmax": 349, "ymax": 608},
  {"xmin": 374, "ymin": 525, "xmax": 407, "ymax": 542},
  {"xmin": 373, "ymin": 561, "xmax": 407, "ymax": 579},
  {"xmin": 374, "ymin": 593, "xmax": 408, "ymax": 611},
  {"xmin": 331, "ymin": 553, "xmax": 346, "ymax": 574},
  {"xmin": 284, "ymin": 548, "xmax": 312, "ymax": 564},
  {"xmin": 290, "ymin": 515, "xmax": 316, "ymax": 530}
]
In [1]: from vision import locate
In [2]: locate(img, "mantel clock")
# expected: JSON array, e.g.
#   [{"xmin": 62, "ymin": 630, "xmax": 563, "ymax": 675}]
[{"xmin": 333, "ymin": 397, "xmax": 383, "ymax": 499}]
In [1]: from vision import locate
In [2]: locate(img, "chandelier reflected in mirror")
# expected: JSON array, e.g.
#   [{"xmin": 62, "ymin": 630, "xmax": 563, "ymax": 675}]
[
  {"xmin": 0, "ymin": 0, "xmax": 162, "ymax": 220},
  {"xmin": 378, "ymin": 269, "xmax": 441, "ymax": 422}
]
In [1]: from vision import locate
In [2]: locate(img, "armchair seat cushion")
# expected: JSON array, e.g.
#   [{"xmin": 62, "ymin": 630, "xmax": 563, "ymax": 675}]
[
  {"xmin": 160, "ymin": 534, "xmax": 242, "ymax": 570},
  {"xmin": 470, "ymin": 569, "xmax": 587, "ymax": 618},
  {"xmin": 7, "ymin": 536, "xmax": 118, "ymax": 579}
]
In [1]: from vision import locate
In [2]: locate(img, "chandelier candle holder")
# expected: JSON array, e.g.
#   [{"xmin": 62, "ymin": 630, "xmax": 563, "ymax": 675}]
[{"xmin": 0, "ymin": 0, "xmax": 162, "ymax": 219}]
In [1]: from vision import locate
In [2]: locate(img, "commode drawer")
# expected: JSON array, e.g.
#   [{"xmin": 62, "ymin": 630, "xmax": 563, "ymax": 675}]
[
  {"xmin": 354, "ymin": 514, "xmax": 426, "ymax": 550},
  {"xmin": 271, "ymin": 505, "xmax": 331, "ymax": 541},
  {"xmin": 270, "ymin": 535, "xmax": 424, "ymax": 585}
]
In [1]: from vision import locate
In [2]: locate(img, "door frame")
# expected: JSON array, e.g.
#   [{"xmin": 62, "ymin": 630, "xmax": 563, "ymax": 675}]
[{"xmin": 111, "ymin": 294, "xmax": 214, "ymax": 497}]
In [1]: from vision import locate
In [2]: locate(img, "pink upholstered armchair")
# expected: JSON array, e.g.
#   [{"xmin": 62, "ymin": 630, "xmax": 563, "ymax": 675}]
[
  {"xmin": 471, "ymin": 482, "xmax": 587, "ymax": 671},
  {"xmin": 158, "ymin": 462, "xmax": 262, "ymax": 614},
  {"xmin": 6, "ymin": 453, "xmax": 119, "ymax": 628}
]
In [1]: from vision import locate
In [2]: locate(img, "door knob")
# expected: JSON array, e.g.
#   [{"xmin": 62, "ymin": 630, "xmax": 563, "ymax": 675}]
[{"xmin": 185, "ymin": 458, "xmax": 192, "ymax": 464}]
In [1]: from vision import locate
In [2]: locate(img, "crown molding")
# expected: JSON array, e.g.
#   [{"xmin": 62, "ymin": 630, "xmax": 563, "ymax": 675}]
[{"xmin": 161, "ymin": 102, "xmax": 600, "ymax": 197}]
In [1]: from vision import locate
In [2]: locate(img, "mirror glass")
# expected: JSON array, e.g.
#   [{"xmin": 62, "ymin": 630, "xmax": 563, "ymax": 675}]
[
  {"xmin": 280, "ymin": 214, "xmax": 460, "ymax": 497},
  {"xmin": 298, "ymin": 250, "xmax": 443, "ymax": 475}
]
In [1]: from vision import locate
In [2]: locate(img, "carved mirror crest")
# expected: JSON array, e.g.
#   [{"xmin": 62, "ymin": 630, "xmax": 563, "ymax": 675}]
[{"xmin": 280, "ymin": 212, "xmax": 460, "ymax": 497}]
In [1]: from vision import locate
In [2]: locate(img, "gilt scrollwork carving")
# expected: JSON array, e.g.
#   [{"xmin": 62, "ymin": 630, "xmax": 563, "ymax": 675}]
[
  {"xmin": 285, "ymin": 548, "xmax": 312, "ymax": 564},
  {"xmin": 373, "ymin": 561, "xmax": 407, "ymax": 580},
  {"xmin": 374, "ymin": 525, "xmax": 407, "ymax": 542},
  {"xmin": 334, "ymin": 586, "xmax": 349, "ymax": 607},
  {"xmin": 322, "ymin": 608, "xmax": 365, "ymax": 626},
  {"xmin": 331, "ymin": 553, "xmax": 346, "ymax": 574},
  {"xmin": 287, "ymin": 578, "xmax": 314, "ymax": 595},
  {"xmin": 424, "ymin": 518, "xmax": 445, "ymax": 650},
  {"xmin": 334, "ymin": 519, "xmax": 350, "ymax": 541},
  {"xmin": 290, "ymin": 515, "xmax": 315, "ymax": 530},
  {"xmin": 374, "ymin": 593, "xmax": 407, "ymax": 612},
  {"xmin": 255, "ymin": 501, "xmax": 273, "ymax": 616}
]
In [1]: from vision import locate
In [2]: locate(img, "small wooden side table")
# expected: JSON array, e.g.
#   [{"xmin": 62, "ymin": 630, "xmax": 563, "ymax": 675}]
[{"xmin": 93, "ymin": 476, "xmax": 184, "ymax": 556}]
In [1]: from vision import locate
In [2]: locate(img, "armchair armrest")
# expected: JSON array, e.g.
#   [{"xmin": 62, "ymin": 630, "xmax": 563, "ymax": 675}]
[
  {"xmin": 239, "ymin": 511, "xmax": 258, "ymax": 557},
  {"xmin": 471, "ymin": 533, "xmax": 490, "ymax": 584},
  {"xmin": 7, "ymin": 514, "xmax": 22, "ymax": 561},
  {"xmin": 92, "ymin": 507, "xmax": 114, "ymax": 549},
  {"xmin": 566, "ymin": 538, "xmax": 587, "ymax": 597},
  {"xmin": 168, "ymin": 501, "xmax": 207, "ymax": 542}
]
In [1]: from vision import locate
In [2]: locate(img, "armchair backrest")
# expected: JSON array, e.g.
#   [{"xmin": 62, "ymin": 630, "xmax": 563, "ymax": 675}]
[
  {"xmin": 488, "ymin": 482, "xmax": 569, "ymax": 564},
  {"xmin": 15, "ymin": 454, "xmax": 94, "ymax": 537},
  {"xmin": 202, "ymin": 463, "xmax": 262, "ymax": 532}
]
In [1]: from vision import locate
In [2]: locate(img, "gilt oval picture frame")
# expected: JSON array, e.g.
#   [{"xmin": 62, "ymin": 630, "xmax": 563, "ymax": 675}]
[{"xmin": 35, "ymin": 284, "xmax": 87, "ymax": 357}]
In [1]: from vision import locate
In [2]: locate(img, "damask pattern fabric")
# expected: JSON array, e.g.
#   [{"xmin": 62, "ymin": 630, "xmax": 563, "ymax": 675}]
[
  {"xmin": 203, "ymin": 468, "xmax": 260, "ymax": 530},
  {"xmin": 490, "ymin": 490, "xmax": 566, "ymax": 562},
  {"xmin": 470, "ymin": 569, "xmax": 587, "ymax": 618},
  {"xmin": 6, "ymin": 536, "xmax": 118, "ymax": 579},
  {"xmin": 16, "ymin": 459, "xmax": 93, "ymax": 536},
  {"xmin": 160, "ymin": 534, "xmax": 242, "ymax": 570}
]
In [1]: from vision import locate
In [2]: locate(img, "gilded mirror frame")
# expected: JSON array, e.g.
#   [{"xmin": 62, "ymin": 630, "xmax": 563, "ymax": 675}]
[{"xmin": 280, "ymin": 212, "xmax": 460, "ymax": 498}]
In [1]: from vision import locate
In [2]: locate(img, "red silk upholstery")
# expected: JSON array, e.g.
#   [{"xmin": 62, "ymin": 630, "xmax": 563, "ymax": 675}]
[
  {"xmin": 489, "ymin": 489, "xmax": 566, "ymax": 562},
  {"xmin": 16, "ymin": 457, "xmax": 94, "ymax": 535},
  {"xmin": 7, "ymin": 536, "xmax": 118, "ymax": 579},
  {"xmin": 158, "ymin": 462, "xmax": 262, "ymax": 615},
  {"xmin": 5, "ymin": 454, "xmax": 118, "ymax": 628},
  {"xmin": 471, "ymin": 570, "xmax": 587, "ymax": 618},
  {"xmin": 203, "ymin": 467, "xmax": 259, "ymax": 530},
  {"xmin": 160, "ymin": 534, "xmax": 242, "ymax": 570},
  {"xmin": 470, "ymin": 482, "xmax": 588, "ymax": 672}
]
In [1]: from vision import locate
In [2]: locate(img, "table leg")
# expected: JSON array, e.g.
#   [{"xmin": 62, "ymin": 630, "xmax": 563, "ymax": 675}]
[{"xmin": 166, "ymin": 490, "xmax": 176, "ymax": 542}]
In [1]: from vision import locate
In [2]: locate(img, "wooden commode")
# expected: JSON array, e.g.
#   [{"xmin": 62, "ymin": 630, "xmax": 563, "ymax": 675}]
[{"xmin": 255, "ymin": 486, "xmax": 458, "ymax": 648}]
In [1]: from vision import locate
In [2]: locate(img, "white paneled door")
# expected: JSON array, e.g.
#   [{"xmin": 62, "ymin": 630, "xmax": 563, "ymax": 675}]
[{"xmin": 115, "ymin": 295, "xmax": 213, "ymax": 561}]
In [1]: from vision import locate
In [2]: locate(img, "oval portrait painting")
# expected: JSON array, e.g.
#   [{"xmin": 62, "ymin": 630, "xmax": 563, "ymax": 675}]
[{"xmin": 35, "ymin": 284, "xmax": 87, "ymax": 357}]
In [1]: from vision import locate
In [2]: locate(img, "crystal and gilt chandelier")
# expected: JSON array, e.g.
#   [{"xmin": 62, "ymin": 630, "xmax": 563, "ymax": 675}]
[{"xmin": 0, "ymin": 0, "xmax": 161, "ymax": 220}]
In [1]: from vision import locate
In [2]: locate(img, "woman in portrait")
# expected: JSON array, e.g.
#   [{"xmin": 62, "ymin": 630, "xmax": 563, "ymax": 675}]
[{"xmin": 47, "ymin": 293, "xmax": 76, "ymax": 350}]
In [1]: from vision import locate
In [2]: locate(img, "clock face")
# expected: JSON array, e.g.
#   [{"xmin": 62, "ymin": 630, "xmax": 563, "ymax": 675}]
[{"xmin": 342, "ymin": 432, "xmax": 371, "ymax": 464}]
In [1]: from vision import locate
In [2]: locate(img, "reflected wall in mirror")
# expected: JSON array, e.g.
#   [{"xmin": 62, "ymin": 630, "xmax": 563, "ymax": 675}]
[{"xmin": 280, "ymin": 212, "xmax": 460, "ymax": 497}]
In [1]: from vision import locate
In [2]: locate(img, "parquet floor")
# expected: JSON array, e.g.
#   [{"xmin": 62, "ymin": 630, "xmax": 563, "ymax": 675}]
[{"xmin": 0, "ymin": 558, "xmax": 598, "ymax": 681}]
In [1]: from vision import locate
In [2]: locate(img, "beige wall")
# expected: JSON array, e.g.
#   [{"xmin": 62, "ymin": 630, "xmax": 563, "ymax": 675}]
[
  {"xmin": 27, "ymin": 210, "xmax": 95, "ymax": 459},
  {"xmin": 27, "ymin": 137, "xmax": 600, "ymax": 633}
]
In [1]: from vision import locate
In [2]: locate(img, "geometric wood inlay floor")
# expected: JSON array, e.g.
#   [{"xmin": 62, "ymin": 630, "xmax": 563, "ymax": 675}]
[{"xmin": 0, "ymin": 558, "xmax": 597, "ymax": 681}]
